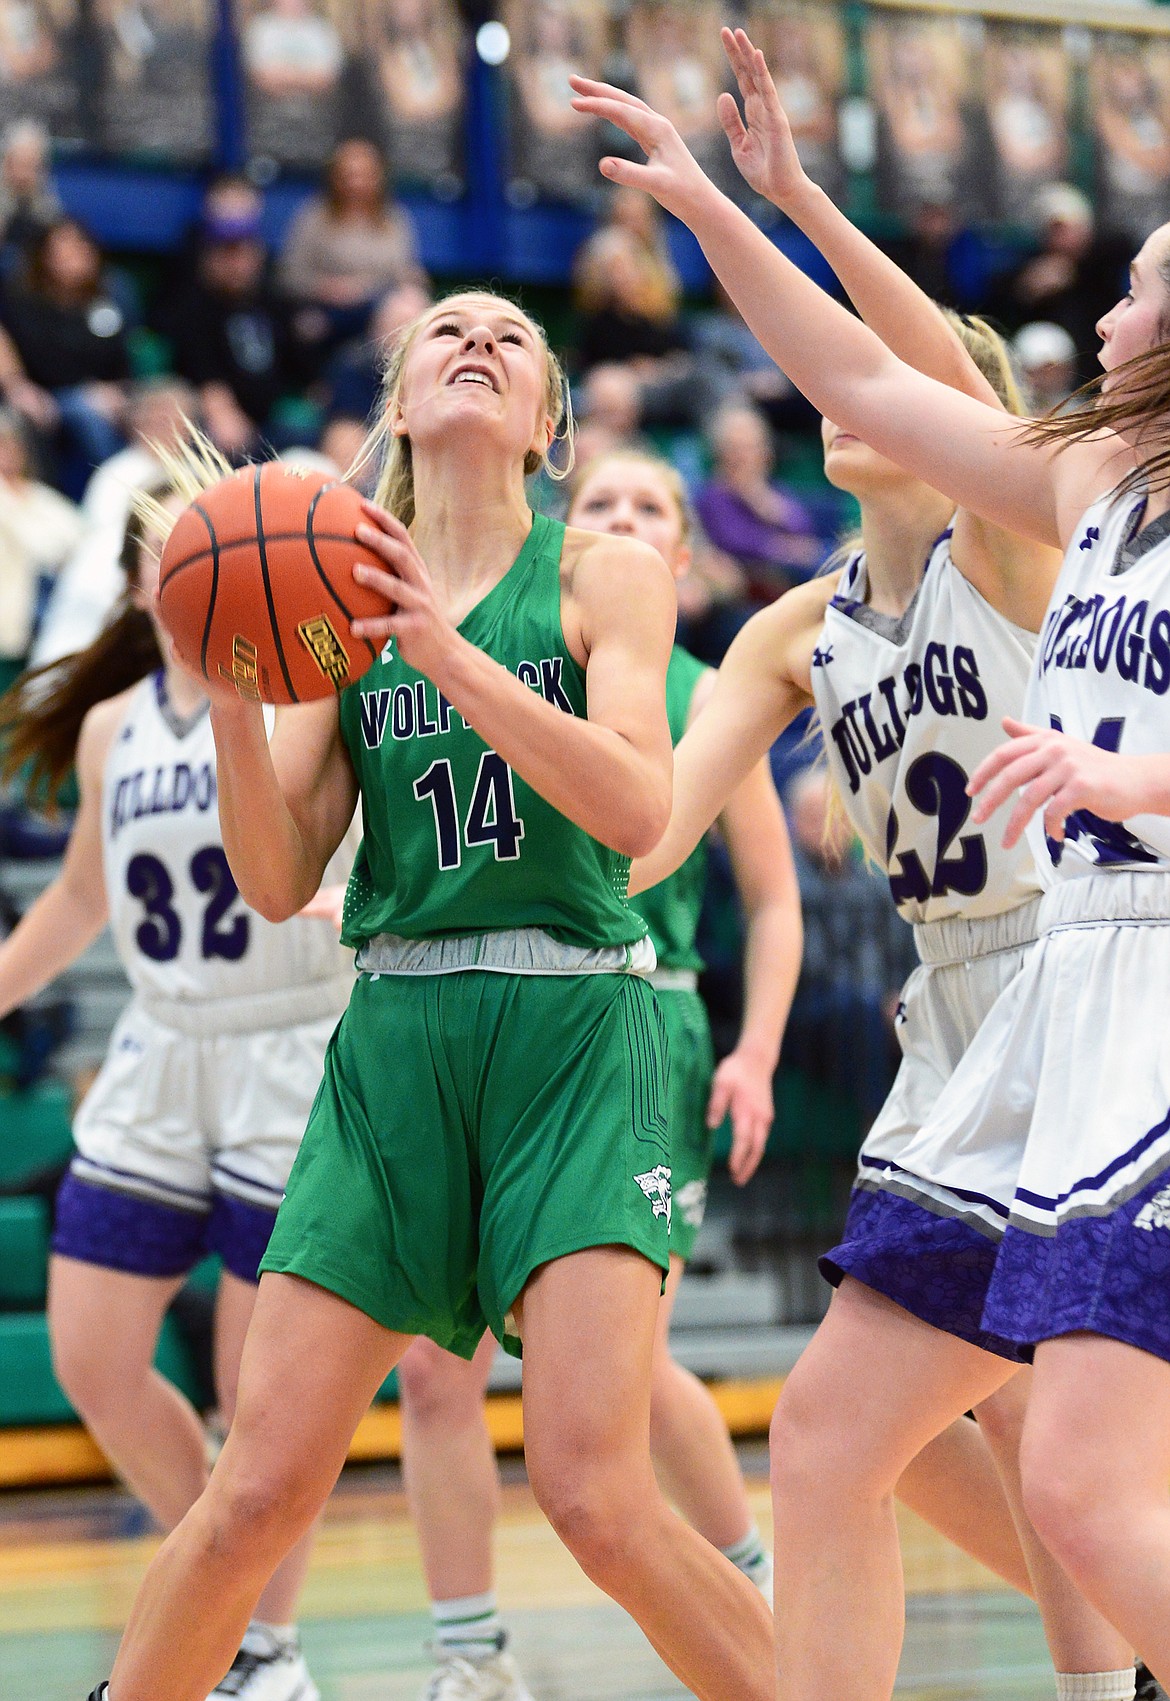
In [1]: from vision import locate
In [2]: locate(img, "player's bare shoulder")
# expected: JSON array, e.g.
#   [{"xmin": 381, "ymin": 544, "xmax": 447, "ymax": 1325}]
[
  {"xmin": 734, "ymin": 569, "xmax": 841, "ymax": 700},
  {"xmin": 559, "ymin": 521, "xmax": 676, "ymax": 661},
  {"xmin": 77, "ymin": 683, "xmax": 142, "ymax": 781}
]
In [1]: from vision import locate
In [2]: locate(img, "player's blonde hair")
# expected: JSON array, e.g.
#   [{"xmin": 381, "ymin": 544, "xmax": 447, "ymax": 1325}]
[
  {"xmin": 132, "ymin": 426, "xmax": 236, "ymax": 549},
  {"xmin": 942, "ymin": 310, "xmax": 1025, "ymax": 416},
  {"xmin": 355, "ymin": 290, "xmax": 574, "ymax": 528},
  {"xmin": 568, "ymin": 448, "xmax": 693, "ymax": 545},
  {"xmin": 131, "ymin": 296, "xmax": 575, "ymax": 542}
]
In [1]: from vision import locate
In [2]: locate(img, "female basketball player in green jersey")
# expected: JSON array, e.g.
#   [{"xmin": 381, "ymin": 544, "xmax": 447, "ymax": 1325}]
[
  {"xmin": 390, "ymin": 448, "xmax": 799, "ymax": 1700},
  {"xmin": 88, "ymin": 292, "xmax": 774, "ymax": 1701}
]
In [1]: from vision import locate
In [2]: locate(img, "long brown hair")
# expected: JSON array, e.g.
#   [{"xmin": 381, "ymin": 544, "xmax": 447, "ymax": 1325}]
[
  {"xmin": 0, "ymin": 484, "xmax": 172, "ymax": 806},
  {"xmin": 1018, "ymin": 341, "xmax": 1170, "ymax": 495}
]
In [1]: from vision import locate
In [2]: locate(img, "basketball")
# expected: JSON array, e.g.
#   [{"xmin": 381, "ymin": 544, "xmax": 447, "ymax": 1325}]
[{"xmin": 158, "ymin": 461, "xmax": 391, "ymax": 705}]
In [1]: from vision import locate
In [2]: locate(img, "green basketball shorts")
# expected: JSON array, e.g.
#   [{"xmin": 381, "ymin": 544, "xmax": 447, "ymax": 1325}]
[
  {"xmin": 260, "ymin": 969, "xmax": 671, "ymax": 1357},
  {"xmin": 656, "ymin": 987, "xmax": 716, "ymax": 1263}
]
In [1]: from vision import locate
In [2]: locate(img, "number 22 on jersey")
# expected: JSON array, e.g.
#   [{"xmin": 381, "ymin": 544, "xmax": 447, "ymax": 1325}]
[{"xmin": 885, "ymin": 752, "xmax": 988, "ymax": 907}]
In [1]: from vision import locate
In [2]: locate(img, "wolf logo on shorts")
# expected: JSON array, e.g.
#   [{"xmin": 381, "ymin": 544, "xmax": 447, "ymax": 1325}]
[{"xmin": 635, "ymin": 1164, "xmax": 672, "ymax": 1233}]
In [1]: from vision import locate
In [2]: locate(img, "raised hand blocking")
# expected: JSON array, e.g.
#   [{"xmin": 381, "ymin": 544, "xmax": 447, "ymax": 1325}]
[
  {"xmin": 568, "ymin": 75, "xmax": 713, "ymax": 220},
  {"xmin": 717, "ymin": 26, "xmax": 810, "ymax": 210}
]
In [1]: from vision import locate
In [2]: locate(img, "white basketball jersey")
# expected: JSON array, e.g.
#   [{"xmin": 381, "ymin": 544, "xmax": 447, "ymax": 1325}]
[
  {"xmin": 1026, "ymin": 488, "xmax": 1170, "ymax": 880},
  {"xmin": 811, "ymin": 530, "xmax": 1041, "ymax": 924},
  {"xmin": 102, "ymin": 673, "xmax": 353, "ymax": 1002}
]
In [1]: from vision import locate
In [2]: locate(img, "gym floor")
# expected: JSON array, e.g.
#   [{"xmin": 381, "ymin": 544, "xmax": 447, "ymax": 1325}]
[{"xmin": 0, "ymin": 1444, "xmax": 1052, "ymax": 1700}]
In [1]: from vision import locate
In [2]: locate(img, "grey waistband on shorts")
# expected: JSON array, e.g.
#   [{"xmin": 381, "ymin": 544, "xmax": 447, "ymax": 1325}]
[
  {"xmin": 138, "ymin": 974, "xmax": 353, "ymax": 1037},
  {"xmin": 356, "ymin": 927, "xmax": 657, "ymax": 978},
  {"xmin": 647, "ymin": 967, "xmax": 699, "ymax": 993},
  {"xmin": 913, "ymin": 896, "xmax": 1043, "ymax": 968},
  {"xmin": 1039, "ymin": 868, "xmax": 1170, "ymax": 934}
]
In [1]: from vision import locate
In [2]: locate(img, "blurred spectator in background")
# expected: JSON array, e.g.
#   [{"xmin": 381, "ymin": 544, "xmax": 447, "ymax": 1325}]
[
  {"xmin": 674, "ymin": 526, "xmax": 751, "ymax": 666},
  {"xmin": 690, "ymin": 278, "xmax": 800, "ymax": 425},
  {"xmin": 507, "ymin": 0, "xmax": 604, "ymax": 205},
  {"xmin": 986, "ymin": 181, "xmax": 1131, "ymax": 387},
  {"xmin": 573, "ymin": 223, "xmax": 684, "ymax": 374},
  {"xmin": 322, "ymin": 275, "xmax": 432, "ymax": 421},
  {"xmin": 318, "ymin": 413, "xmax": 373, "ymax": 490},
  {"xmin": 784, "ymin": 766, "xmax": 914, "ymax": 1124},
  {"xmin": 626, "ymin": 1, "xmax": 734, "ymax": 195},
  {"xmin": 0, "ymin": 120, "xmax": 60, "ymax": 276},
  {"xmin": 0, "ymin": 404, "xmax": 80, "ymax": 663},
  {"xmin": 0, "ymin": 217, "xmax": 130, "ymax": 496},
  {"xmin": 372, "ymin": 0, "xmax": 463, "ymax": 188},
  {"xmin": 573, "ymin": 220, "xmax": 697, "ymax": 425},
  {"xmin": 573, "ymin": 187, "xmax": 681, "ymax": 342},
  {"xmin": 879, "ymin": 198, "xmax": 971, "ymax": 311},
  {"xmin": 0, "ymin": 0, "xmax": 58, "ymax": 88},
  {"xmin": 571, "ymin": 361, "xmax": 641, "ymax": 466},
  {"xmin": 696, "ymin": 404, "xmax": 827, "ymax": 598},
  {"xmin": 1012, "ymin": 320, "xmax": 1079, "ymax": 415},
  {"xmin": 603, "ymin": 186, "xmax": 681, "ymax": 301},
  {"xmin": 279, "ymin": 137, "xmax": 420, "ymax": 348},
  {"xmin": 243, "ymin": 0, "xmax": 343, "ymax": 98},
  {"xmin": 32, "ymin": 377, "xmax": 194, "ymax": 666},
  {"xmin": 156, "ymin": 189, "xmax": 309, "ymax": 459}
]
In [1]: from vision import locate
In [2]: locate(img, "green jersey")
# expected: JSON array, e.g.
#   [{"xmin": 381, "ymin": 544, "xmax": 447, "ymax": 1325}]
[
  {"xmin": 634, "ymin": 645, "xmax": 710, "ymax": 973},
  {"xmin": 339, "ymin": 512, "xmax": 647, "ymax": 953}
]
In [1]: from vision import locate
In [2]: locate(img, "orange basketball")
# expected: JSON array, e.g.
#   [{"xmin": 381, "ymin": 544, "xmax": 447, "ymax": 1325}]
[{"xmin": 158, "ymin": 462, "xmax": 391, "ymax": 705}]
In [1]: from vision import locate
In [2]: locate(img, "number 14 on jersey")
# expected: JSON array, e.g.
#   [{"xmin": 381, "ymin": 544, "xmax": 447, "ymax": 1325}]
[{"xmin": 414, "ymin": 753, "xmax": 526, "ymax": 871}]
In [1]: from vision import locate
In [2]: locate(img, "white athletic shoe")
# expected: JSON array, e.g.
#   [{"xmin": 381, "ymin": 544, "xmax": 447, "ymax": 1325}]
[
  {"xmin": 208, "ymin": 1629, "xmax": 320, "ymax": 1701},
  {"xmin": 418, "ymin": 1649, "xmax": 536, "ymax": 1701}
]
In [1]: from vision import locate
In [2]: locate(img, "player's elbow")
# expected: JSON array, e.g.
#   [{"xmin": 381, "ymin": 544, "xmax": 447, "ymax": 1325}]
[
  {"xmin": 245, "ymin": 888, "xmax": 301, "ymax": 925},
  {"xmin": 236, "ymin": 870, "xmax": 311, "ymax": 925},
  {"xmin": 612, "ymin": 783, "xmax": 672, "ymax": 861}
]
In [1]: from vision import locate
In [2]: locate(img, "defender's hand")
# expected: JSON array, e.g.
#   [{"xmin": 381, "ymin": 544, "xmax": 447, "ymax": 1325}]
[
  {"xmin": 569, "ymin": 76, "xmax": 715, "ymax": 222},
  {"xmin": 718, "ymin": 27, "xmax": 811, "ymax": 211}
]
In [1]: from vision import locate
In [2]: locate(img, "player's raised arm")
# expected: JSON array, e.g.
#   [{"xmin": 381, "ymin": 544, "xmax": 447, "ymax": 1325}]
[
  {"xmin": 707, "ymin": 745, "xmax": 802, "ymax": 1187},
  {"xmin": 568, "ymin": 76, "xmax": 1125, "ymax": 551},
  {"xmin": 0, "ymin": 695, "xmax": 114, "ymax": 1018},
  {"xmin": 718, "ymin": 28, "xmax": 1000, "ymax": 407},
  {"xmin": 630, "ymin": 577, "xmax": 826, "ymax": 893}
]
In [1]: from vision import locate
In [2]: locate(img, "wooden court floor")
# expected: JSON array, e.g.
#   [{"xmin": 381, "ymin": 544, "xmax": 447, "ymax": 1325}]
[{"xmin": 0, "ymin": 1445, "xmax": 1056, "ymax": 1700}]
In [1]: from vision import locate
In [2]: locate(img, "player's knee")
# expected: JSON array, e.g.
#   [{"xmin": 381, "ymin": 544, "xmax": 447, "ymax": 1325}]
[
  {"xmin": 1018, "ymin": 1430, "xmax": 1108, "ymax": 1581},
  {"xmin": 50, "ymin": 1330, "xmax": 141, "ymax": 1420},
  {"xmin": 397, "ymin": 1338, "xmax": 481, "ymax": 1425},
  {"xmin": 769, "ymin": 1378, "xmax": 840, "ymax": 1506},
  {"xmin": 209, "ymin": 1453, "xmax": 323, "ymax": 1555},
  {"xmin": 528, "ymin": 1462, "xmax": 634, "ymax": 1585}
]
